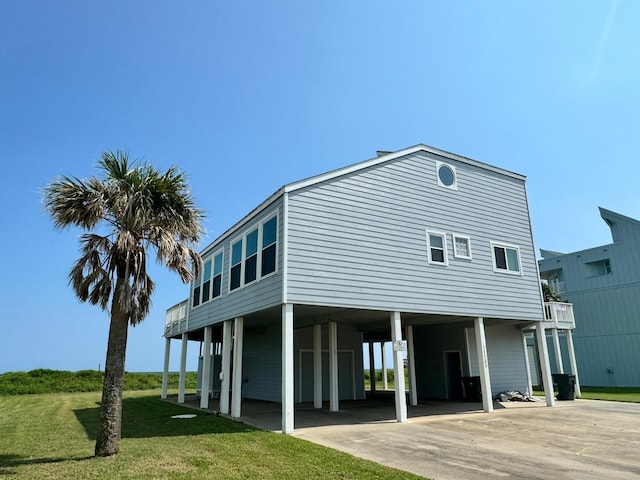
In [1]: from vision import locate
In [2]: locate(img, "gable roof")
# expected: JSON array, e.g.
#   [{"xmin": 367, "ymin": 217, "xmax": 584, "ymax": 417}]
[
  {"xmin": 200, "ymin": 144, "xmax": 524, "ymax": 256},
  {"xmin": 284, "ymin": 144, "xmax": 525, "ymax": 193}
]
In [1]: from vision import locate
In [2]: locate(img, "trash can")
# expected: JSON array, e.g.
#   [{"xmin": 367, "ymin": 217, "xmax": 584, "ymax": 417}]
[
  {"xmin": 461, "ymin": 376, "xmax": 482, "ymax": 402},
  {"xmin": 552, "ymin": 373, "xmax": 576, "ymax": 401}
]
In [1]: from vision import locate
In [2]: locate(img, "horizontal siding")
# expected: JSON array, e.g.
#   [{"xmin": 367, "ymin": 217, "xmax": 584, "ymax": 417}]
[
  {"xmin": 242, "ymin": 324, "xmax": 281, "ymax": 402},
  {"xmin": 539, "ymin": 215, "xmax": 640, "ymax": 386},
  {"xmin": 188, "ymin": 201, "xmax": 284, "ymax": 330},
  {"xmin": 467, "ymin": 324, "xmax": 528, "ymax": 394},
  {"xmin": 286, "ymin": 151, "xmax": 543, "ymax": 320}
]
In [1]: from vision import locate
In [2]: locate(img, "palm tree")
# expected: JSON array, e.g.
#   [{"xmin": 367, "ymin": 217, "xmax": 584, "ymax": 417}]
[{"xmin": 43, "ymin": 151, "xmax": 204, "ymax": 457}]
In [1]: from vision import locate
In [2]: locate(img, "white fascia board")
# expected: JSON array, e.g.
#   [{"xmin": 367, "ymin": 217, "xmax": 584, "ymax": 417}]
[
  {"xmin": 199, "ymin": 187, "xmax": 285, "ymax": 258},
  {"xmin": 283, "ymin": 144, "xmax": 526, "ymax": 194}
]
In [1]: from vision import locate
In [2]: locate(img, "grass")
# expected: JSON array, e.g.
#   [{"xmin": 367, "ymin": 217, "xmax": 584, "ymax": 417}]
[
  {"xmin": 533, "ymin": 385, "xmax": 640, "ymax": 403},
  {"xmin": 0, "ymin": 370, "xmax": 197, "ymax": 395},
  {"xmin": 0, "ymin": 389, "xmax": 425, "ymax": 479},
  {"xmin": 579, "ymin": 386, "xmax": 640, "ymax": 403}
]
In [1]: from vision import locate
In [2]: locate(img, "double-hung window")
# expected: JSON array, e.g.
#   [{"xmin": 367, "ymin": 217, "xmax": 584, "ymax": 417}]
[
  {"xmin": 193, "ymin": 250, "xmax": 223, "ymax": 306},
  {"xmin": 230, "ymin": 239, "xmax": 243, "ymax": 291},
  {"xmin": 261, "ymin": 216, "xmax": 277, "ymax": 276},
  {"xmin": 229, "ymin": 214, "xmax": 278, "ymax": 292},
  {"xmin": 491, "ymin": 242, "xmax": 522, "ymax": 274},
  {"xmin": 427, "ymin": 231, "xmax": 448, "ymax": 265},
  {"xmin": 211, "ymin": 252, "xmax": 223, "ymax": 298},
  {"xmin": 244, "ymin": 228, "xmax": 259, "ymax": 284},
  {"xmin": 201, "ymin": 258, "xmax": 212, "ymax": 303}
]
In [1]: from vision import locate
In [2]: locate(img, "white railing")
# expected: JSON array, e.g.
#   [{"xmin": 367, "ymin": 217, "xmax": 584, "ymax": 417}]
[
  {"xmin": 164, "ymin": 299, "xmax": 188, "ymax": 337},
  {"xmin": 543, "ymin": 302, "xmax": 575, "ymax": 329}
]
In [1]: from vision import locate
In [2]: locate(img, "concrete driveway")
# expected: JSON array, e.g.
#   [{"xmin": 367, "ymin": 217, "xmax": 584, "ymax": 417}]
[
  {"xmin": 289, "ymin": 399, "xmax": 640, "ymax": 480},
  {"xmin": 171, "ymin": 394, "xmax": 640, "ymax": 479}
]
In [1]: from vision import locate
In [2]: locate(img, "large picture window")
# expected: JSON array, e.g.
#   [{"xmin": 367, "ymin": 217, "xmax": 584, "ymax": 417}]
[
  {"xmin": 229, "ymin": 213, "xmax": 278, "ymax": 292},
  {"xmin": 491, "ymin": 242, "xmax": 522, "ymax": 274}
]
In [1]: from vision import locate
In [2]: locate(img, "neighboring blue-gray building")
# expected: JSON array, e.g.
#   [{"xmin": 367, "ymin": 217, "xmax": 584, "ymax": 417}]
[
  {"xmin": 162, "ymin": 144, "xmax": 558, "ymax": 433},
  {"xmin": 539, "ymin": 207, "xmax": 640, "ymax": 387}
]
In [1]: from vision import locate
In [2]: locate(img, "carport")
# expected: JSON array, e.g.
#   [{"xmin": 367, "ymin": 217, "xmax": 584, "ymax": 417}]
[{"xmin": 163, "ymin": 303, "xmax": 557, "ymax": 433}]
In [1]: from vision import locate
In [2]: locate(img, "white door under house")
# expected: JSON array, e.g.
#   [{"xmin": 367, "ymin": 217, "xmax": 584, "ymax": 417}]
[{"xmin": 298, "ymin": 350, "xmax": 356, "ymax": 402}]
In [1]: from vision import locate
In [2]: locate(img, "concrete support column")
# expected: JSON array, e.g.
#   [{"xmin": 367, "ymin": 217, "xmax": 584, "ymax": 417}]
[
  {"xmin": 219, "ymin": 319, "xmax": 232, "ymax": 415},
  {"xmin": 566, "ymin": 329, "xmax": 581, "ymax": 398},
  {"xmin": 178, "ymin": 333, "xmax": 188, "ymax": 404},
  {"xmin": 535, "ymin": 324, "xmax": 556, "ymax": 407},
  {"xmin": 368, "ymin": 341, "xmax": 376, "ymax": 393},
  {"xmin": 474, "ymin": 317, "xmax": 493, "ymax": 413},
  {"xmin": 231, "ymin": 317, "xmax": 244, "ymax": 418},
  {"xmin": 406, "ymin": 325, "xmax": 418, "ymax": 406},
  {"xmin": 161, "ymin": 337, "xmax": 171, "ymax": 399},
  {"xmin": 282, "ymin": 304, "xmax": 294, "ymax": 433},
  {"xmin": 200, "ymin": 326, "xmax": 212, "ymax": 409},
  {"xmin": 313, "ymin": 324, "xmax": 323, "ymax": 409},
  {"xmin": 328, "ymin": 321, "xmax": 339, "ymax": 412},
  {"xmin": 522, "ymin": 331, "xmax": 533, "ymax": 397},
  {"xmin": 552, "ymin": 328, "xmax": 564, "ymax": 373},
  {"xmin": 390, "ymin": 311, "xmax": 407, "ymax": 423},
  {"xmin": 381, "ymin": 342, "xmax": 388, "ymax": 390}
]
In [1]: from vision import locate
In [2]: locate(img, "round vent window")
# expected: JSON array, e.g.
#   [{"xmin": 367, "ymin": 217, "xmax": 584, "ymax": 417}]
[{"xmin": 438, "ymin": 164, "xmax": 456, "ymax": 187}]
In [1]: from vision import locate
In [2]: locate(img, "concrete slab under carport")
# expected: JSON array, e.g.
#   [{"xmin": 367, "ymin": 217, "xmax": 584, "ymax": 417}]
[
  {"xmin": 165, "ymin": 394, "xmax": 640, "ymax": 479},
  {"xmin": 292, "ymin": 398, "xmax": 640, "ymax": 480}
]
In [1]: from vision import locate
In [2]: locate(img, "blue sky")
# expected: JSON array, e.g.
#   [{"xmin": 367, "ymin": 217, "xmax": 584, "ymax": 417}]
[{"xmin": 1, "ymin": 1, "xmax": 638, "ymax": 373}]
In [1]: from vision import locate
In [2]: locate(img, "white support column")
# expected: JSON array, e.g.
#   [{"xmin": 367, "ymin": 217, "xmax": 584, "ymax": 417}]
[
  {"xmin": 566, "ymin": 329, "xmax": 581, "ymax": 398},
  {"xmin": 535, "ymin": 323, "xmax": 556, "ymax": 407},
  {"xmin": 219, "ymin": 319, "xmax": 232, "ymax": 415},
  {"xmin": 368, "ymin": 341, "xmax": 376, "ymax": 393},
  {"xmin": 161, "ymin": 337, "xmax": 171, "ymax": 399},
  {"xmin": 200, "ymin": 326, "xmax": 212, "ymax": 409},
  {"xmin": 328, "ymin": 321, "xmax": 339, "ymax": 412},
  {"xmin": 381, "ymin": 342, "xmax": 388, "ymax": 390},
  {"xmin": 282, "ymin": 304, "xmax": 294, "ymax": 433},
  {"xmin": 313, "ymin": 324, "xmax": 323, "ymax": 409},
  {"xmin": 551, "ymin": 328, "xmax": 564, "ymax": 374},
  {"xmin": 390, "ymin": 311, "xmax": 407, "ymax": 423},
  {"xmin": 231, "ymin": 317, "xmax": 244, "ymax": 418},
  {"xmin": 474, "ymin": 317, "xmax": 493, "ymax": 413},
  {"xmin": 406, "ymin": 325, "xmax": 418, "ymax": 406},
  {"xmin": 178, "ymin": 333, "xmax": 188, "ymax": 404},
  {"xmin": 522, "ymin": 331, "xmax": 533, "ymax": 397}
]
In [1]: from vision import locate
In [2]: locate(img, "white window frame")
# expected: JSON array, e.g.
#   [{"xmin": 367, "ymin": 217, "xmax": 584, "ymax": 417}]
[
  {"xmin": 228, "ymin": 236, "xmax": 244, "ymax": 293},
  {"xmin": 453, "ymin": 234, "xmax": 472, "ymax": 260},
  {"xmin": 209, "ymin": 249, "xmax": 224, "ymax": 301},
  {"xmin": 193, "ymin": 249, "xmax": 225, "ymax": 307},
  {"xmin": 260, "ymin": 214, "xmax": 278, "ymax": 278},
  {"xmin": 491, "ymin": 241, "xmax": 522, "ymax": 275},
  {"xmin": 228, "ymin": 211, "xmax": 279, "ymax": 293},
  {"xmin": 436, "ymin": 161, "xmax": 458, "ymax": 190},
  {"xmin": 426, "ymin": 230, "xmax": 449, "ymax": 266}
]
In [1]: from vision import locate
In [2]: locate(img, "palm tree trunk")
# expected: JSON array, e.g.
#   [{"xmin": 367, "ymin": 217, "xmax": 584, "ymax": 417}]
[{"xmin": 95, "ymin": 276, "xmax": 129, "ymax": 457}]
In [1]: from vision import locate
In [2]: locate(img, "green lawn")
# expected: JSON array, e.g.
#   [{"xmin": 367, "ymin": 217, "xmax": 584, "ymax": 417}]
[
  {"xmin": 579, "ymin": 387, "xmax": 640, "ymax": 403},
  {"xmin": 0, "ymin": 389, "xmax": 425, "ymax": 479},
  {"xmin": 533, "ymin": 386, "xmax": 640, "ymax": 403}
]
